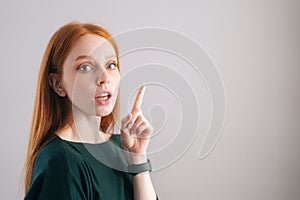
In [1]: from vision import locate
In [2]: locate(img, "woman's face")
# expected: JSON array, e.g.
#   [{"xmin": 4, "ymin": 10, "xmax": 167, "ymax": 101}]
[{"xmin": 61, "ymin": 34, "xmax": 120, "ymax": 117}]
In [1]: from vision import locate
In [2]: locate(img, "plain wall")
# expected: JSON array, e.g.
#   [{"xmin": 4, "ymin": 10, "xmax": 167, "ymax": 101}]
[{"xmin": 0, "ymin": 0, "xmax": 299, "ymax": 199}]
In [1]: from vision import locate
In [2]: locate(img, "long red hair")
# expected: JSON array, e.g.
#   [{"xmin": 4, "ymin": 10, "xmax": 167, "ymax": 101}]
[{"xmin": 24, "ymin": 22, "xmax": 120, "ymax": 193}]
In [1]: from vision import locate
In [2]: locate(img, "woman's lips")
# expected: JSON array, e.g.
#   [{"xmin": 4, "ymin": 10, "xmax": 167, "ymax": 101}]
[{"xmin": 95, "ymin": 91, "xmax": 112, "ymax": 105}]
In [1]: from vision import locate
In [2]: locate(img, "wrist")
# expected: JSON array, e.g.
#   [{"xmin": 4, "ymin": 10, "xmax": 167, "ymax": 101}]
[
  {"xmin": 127, "ymin": 153, "xmax": 148, "ymax": 165},
  {"xmin": 128, "ymin": 159, "xmax": 152, "ymax": 176},
  {"xmin": 123, "ymin": 149, "xmax": 147, "ymax": 165}
]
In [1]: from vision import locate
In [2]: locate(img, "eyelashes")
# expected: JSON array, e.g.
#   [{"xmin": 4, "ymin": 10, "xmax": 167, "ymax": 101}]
[
  {"xmin": 77, "ymin": 61, "xmax": 118, "ymax": 72},
  {"xmin": 78, "ymin": 64, "xmax": 92, "ymax": 72},
  {"xmin": 107, "ymin": 62, "xmax": 117, "ymax": 70}
]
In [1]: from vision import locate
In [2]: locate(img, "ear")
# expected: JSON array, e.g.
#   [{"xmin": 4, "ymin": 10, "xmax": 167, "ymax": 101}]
[{"xmin": 49, "ymin": 73, "xmax": 67, "ymax": 97}]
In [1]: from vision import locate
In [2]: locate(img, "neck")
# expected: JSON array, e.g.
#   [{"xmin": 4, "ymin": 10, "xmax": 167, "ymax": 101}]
[{"xmin": 57, "ymin": 107, "xmax": 111, "ymax": 144}]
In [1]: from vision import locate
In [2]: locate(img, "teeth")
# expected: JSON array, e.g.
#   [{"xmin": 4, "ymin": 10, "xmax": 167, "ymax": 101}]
[
  {"xmin": 100, "ymin": 93, "xmax": 109, "ymax": 97},
  {"xmin": 97, "ymin": 93, "xmax": 110, "ymax": 101},
  {"xmin": 98, "ymin": 96, "xmax": 109, "ymax": 100}
]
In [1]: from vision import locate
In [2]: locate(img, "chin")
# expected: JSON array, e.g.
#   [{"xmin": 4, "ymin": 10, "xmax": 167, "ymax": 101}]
[
  {"xmin": 98, "ymin": 112, "xmax": 111, "ymax": 117},
  {"xmin": 95, "ymin": 107, "xmax": 113, "ymax": 117}
]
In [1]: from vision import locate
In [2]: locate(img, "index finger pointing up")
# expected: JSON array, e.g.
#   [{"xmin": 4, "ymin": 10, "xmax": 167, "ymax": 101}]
[{"xmin": 131, "ymin": 86, "xmax": 146, "ymax": 112}]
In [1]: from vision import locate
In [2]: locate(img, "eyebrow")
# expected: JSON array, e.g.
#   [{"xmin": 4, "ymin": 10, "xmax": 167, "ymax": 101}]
[
  {"xmin": 75, "ymin": 55, "xmax": 117, "ymax": 62},
  {"xmin": 75, "ymin": 55, "xmax": 92, "ymax": 61},
  {"xmin": 105, "ymin": 55, "xmax": 117, "ymax": 60}
]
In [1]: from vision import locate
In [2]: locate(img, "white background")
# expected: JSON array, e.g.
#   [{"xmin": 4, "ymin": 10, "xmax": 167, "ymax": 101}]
[{"xmin": 0, "ymin": 0, "xmax": 299, "ymax": 199}]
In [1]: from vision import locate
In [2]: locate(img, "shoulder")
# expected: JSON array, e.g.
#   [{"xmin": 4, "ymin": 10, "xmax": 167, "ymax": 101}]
[
  {"xmin": 26, "ymin": 136, "xmax": 90, "ymax": 199},
  {"xmin": 33, "ymin": 136, "xmax": 84, "ymax": 174}
]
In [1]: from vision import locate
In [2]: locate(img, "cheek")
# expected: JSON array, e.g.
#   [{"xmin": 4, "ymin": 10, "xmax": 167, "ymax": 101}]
[
  {"xmin": 63, "ymin": 73, "xmax": 94, "ymax": 100},
  {"xmin": 112, "ymin": 73, "xmax": 120, "ymax": 94},
  {"xmin": 73, "ymin": 77, "xmax": 95, "ymax": 97},
  {"xmin": 110, "ymin": 72, "xmax": 120, "ymax": 105},
  {"xmin": 112, "ymin": 71, "xmax": 120, "ymax": 84},
  {"xmin": 71, "ymin": 78, "xmax": 96, "ymax": 114},
  {"xmin": 61, "ymin": 73, "xmax": 76, "ymax": 97}
]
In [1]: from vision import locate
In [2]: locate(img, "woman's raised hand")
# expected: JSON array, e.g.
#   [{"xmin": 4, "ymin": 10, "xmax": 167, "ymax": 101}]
[{"xmin": 120, "ymin": 86, "xmax": 153, "ymax": 159}]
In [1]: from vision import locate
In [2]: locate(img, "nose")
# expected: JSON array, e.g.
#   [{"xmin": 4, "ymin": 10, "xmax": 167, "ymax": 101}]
[{"xmin": 96, "ymin": 69, "xmax": 110, "ymax": 87}]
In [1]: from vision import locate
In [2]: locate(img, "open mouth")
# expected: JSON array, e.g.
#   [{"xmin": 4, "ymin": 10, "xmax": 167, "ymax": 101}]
[
  {"xmin": 96, "ymin": 92, "xmax": 111, "ymax": 101},
  {"xmin": 95, "ymin": 91, "xmax": 112, "ymax": 105}
]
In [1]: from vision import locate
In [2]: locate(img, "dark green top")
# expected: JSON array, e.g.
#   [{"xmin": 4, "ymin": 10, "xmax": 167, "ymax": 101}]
[{"xmin": 24, "ymin": 134, "xmax": 134, "ymax": 200}]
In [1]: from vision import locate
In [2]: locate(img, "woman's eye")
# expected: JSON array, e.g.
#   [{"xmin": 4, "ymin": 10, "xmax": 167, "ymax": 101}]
[
  {"xmin": 107, "ymin": 63, "xmax": 117, "ymax": 70},
  {"xmin": 78, "ymin": 64, "xmax": 92, "ymax": 72}
]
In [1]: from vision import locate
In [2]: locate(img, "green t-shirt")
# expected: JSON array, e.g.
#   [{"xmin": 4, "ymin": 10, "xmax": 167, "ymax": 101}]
[{"xmin": 24, "ymin": 134, "xmax": 134, "ymax": 200}]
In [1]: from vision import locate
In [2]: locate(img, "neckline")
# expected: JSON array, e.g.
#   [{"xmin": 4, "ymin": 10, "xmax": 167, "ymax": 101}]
[{"xmin": 55, "ymin": 134, "xmax": 116, "ymax": 146}]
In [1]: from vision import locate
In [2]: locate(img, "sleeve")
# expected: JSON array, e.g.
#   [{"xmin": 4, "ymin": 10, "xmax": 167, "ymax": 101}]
[{"xmin": 24, "ymin": 146, "xmax": 88, "ymax": 200}]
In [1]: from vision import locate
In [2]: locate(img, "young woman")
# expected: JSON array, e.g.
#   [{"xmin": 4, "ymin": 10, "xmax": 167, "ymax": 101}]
[{"xmin": 24, "ymin": 22, "xmax": 157, "ymax": 199}]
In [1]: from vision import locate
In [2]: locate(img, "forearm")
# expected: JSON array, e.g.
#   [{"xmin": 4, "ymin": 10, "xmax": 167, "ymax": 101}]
[
  {"xmin": 133, "ymin": 171, "xmax": 156, "ymax": 200},
  {"xmin": 126, "ymin": 153, "xmax": 157, "ymax": 200},
  {"xmin": 120, "ymin": 90, "xmax": 158, "ymax": 199}
]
